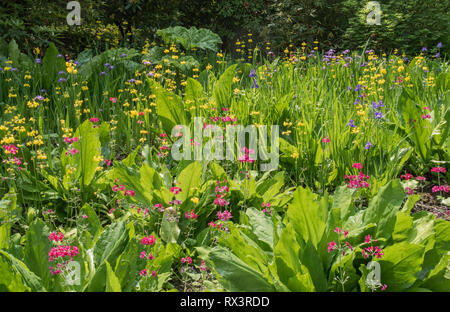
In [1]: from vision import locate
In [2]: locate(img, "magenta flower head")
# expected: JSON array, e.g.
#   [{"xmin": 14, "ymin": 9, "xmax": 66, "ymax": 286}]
[
  {"xmin": 431, "ymin": 167, "xmax": 446, "ymax": 173},
  {"xmin": 322, "ymin": 136, "xmax": 330, "ymax": 143}
]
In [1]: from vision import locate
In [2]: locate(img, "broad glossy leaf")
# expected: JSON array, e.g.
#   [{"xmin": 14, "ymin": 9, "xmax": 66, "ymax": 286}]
[
  {"xmin": 287, "ymin": 186, "xmax": 326, "ymax": 248},
  {"xmin": 24, "ymin": 219, "xmax": 51, "ymax": 286},
  {"xmin": 362, "ymin": 180, "xmax": 405, "ymax": 240}
]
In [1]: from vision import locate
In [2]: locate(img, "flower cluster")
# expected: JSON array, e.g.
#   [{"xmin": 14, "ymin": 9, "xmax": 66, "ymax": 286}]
[
  {"xmin": 261, "ymin": 202, "xmax": 272, "ymax": 215},
  {"xmin": 361, "ymin": 235, "xmax": 384, "ymax": 259},
  {"xmin": 214, "ymin": 180, "xmax": 230, "ymax": 207},
  {"xmin": 170, "ymin": 186, "xmax": 182, "ymax": 195},
  {"xmin": 2, "ymin": 144, "xmax": 18, "ymax": 155},
  {"xmin": 141, "ymin": 235, "xmax": 156, "ymax": 246},
  {"xmin": 238, "ymin": 147, "xmax": 256, "ymax": 164},
  {"xmin": 432, "ymin": 185, "xmax": 449, "ymax": 193},
  {"xmin": 48, "ymin": 232, "xmax": 64, "ymax": 243},
  {"xmin": 185, "ymin": 210, "xmax": 198, "ymax": 220},
  {"xmin": 48, "ymin": 245, "xmax": 80, "ymax": 275},
  {"xmin": 431, "ymin": 167, "xmax": 446, "ymax": 173},
  {"xmin": 345, "ymin": 171, "xmax": 370, "ymax": 189},
  {"xmin": 112, "ymin": 183, "xmax": 135, "ymax": 197}
]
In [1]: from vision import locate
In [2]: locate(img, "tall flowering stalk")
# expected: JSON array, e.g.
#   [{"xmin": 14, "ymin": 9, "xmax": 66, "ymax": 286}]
[{"xmin": 327, "ymin": 227, "xmax": 351, "ymax": 291}]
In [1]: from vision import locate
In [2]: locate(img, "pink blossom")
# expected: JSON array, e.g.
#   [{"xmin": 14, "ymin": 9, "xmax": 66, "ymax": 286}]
[
  {"xmin": 2, "ymin": 144, "xmax": 18, "ymax": 155},
  {"xmin": 431, "ymin": 167, "xmax": 446, "ymax": 173},
  {"xmin": 140, "ymin": 235, "xmax": 156, "ymax": 246},
  {"xmin": 352, "ymin": 163, "xmax": 363, "ymax": 169},
  {"xmin": 139, "ymin": 269, "xmax": 147, "ymax": 276},
  {"xmin": 48, "ymin": 232, "xmax": 64, "ymax": 243},
  {"xmin": 400, "ymin": 173, "xmax": 413, "ymax": 180},
  {"xmin": 217, "ymin": 210, "xmax": 232, "ymax": 221},
  {"xmin": 170, "ymin": 186, "xmax": 182, "ymax": 195},
  {"xmin": 327, "ymin": 241, "xmax": 336, "ymax": 253}
]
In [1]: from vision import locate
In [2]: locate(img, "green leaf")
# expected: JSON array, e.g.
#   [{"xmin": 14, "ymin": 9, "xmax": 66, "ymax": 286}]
[
  {"xmin": 114, "ymin": 239, "xmax": 140, "ymax": 291},
  {"xmin": 273, "ymin": 224, "xmax": 315, "ymax": 291},
  {"xmin": 24, "ymin": 219, "xmax": 51, "ymax": 286},
  {"xmin": 0, "ymin": 255, "xmax": 29, "ymax": 291},
  {"xmin": 93, "ymin": 221, "xmax": 129, "ymax": 267},
  {"xmin": 202, "ymin": 246, "xmax": 275, "ymax": 292},
  {"xmin": 287, "ymin": 186, "xmax": 326, "ymax": 248},
  {"xmin": 185, "ymin": 77, "xmax": 203, "ymax": 103},
  {"xmin": 105, "ymin": 260, "xmax": 122, "ymax": 292},
  {"xmin": 80, "ymin": 203, "xmax": 103, "ymax": 249},
  {"xmin": 72, "ymin": 120, "xmax": 104, "ymax": 187},
  {"xmin": 42, "ymin": 43, "xmax": 65, "ymax": 90},
  {"xmin": 214, "ymin": 64, "xmax": 238, "ymax": 109},
  {"xmin": 420, "ymin": 253, "xmax": 450, "ymax": 291},
  {"xmin": 156, "ymin": 26, "xmax": 222, "ymax": 52},
  {"xmin": 122, "ymin": 145, "xmax": 140, "ymax": 167},
  {"xmin": 0, "ymin": 223, "xmax": 10, "ymax": 249},
  {"xmin": 0, "ymin": 250, "xmax": 45, "ymax": 291},
  {"xmin": 150, "ymin": 80, "xmax": 186, "ymax": 135},
  {"xmin": 246, "ymin": 207, "xmax": 273, "ymax": 249},
  {"xmin": 361, "ymin": 180, "xmax": 405, "ymax": 240},
  {"xmin": 160, "ymin": 211, "xmax": 180, "ymax": 244},
  {"xmin": 8, "ymin": 39, "xmax": 20, "ymax": 66},
  {"xmin": 376, "ymin": 242, "xmax": 425, "ymax": 291},
  {"xmin": 176, "ymin": 161, "xmax": 202, "ymax": 201}
]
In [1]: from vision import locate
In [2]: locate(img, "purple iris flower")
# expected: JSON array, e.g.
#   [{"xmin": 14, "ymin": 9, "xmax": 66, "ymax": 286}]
[
  {"xmin": 347, "ymin": 119, "xmax": 355, "ymax": 128},
  {"xmin": 249, "ymin": 68, "xmax": 256, "ymax": 78},
  {"xmin": 365, "ymin": 141, "xmax": 373, "ymax": 150},
  {"xmin": 374, "ymin": 111, "xmax": 384, "ymax": 119},
  {"xmin": 251, "ymin": 79, "xmax": 259, "ymax": 89}
]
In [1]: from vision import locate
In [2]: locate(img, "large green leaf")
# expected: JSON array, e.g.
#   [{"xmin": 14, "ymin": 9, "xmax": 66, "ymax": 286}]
[
  {"xmin": 199, "ymin": 246, "xmax": 275, "ymax": 292},
  {"xmin": 0, "ymin": 255, "xmax": 29, "ymax": 291},
  {"xmin": 213, "ymin": 64, "xmax": 238, "ymax": 109},
  {"xmin": 361, "ymin": 180, "xmax": 405, "ymax": 240},
  {"xmin": 420, "ymin": 252, "xmax": 450, "ymax": 291},
  {"xmin": 72, "ymin": 120, "xmax": 104, "ymax": 187},
  {"xmin": 150, "ymin": 80, "xmax": 186, "ymax": 135},
  {"xmin": 93, "ymin": 221, "xmax": 129, "ymax": 267},
  {"xmin": 160, "ymin": 211, "xmax": 181, "ymax": 244},
  {"xmin": 376, "ymin": 242, "xmax": 425, "ymax": 291},
  {"xmin": 0, "ymin": 250, "xmax": 45, "ymax": 292},
  {"xmin": 176, "ymin": 161, "xmax": 202, "ymax": 201},
  {"xmin": 43, "ymin": 42, "xmax": 65, "ymax": 90},
  {"xmin": 105, "ymin": 260, "xmax": 122, "ymax": 292},
  {"xmin": 114, "ymin": 239, "xmax": 140, "ymax": 291},
  {"xmin": 156, "ymin": 26, "xmax": 222, "ymax": 52},
  {"xmin": 273, "ymin": 224, "xmax": 316, "ymax": 291},
  {"xmin": 185, "ymin": 77, "xmax": 203, "ymax": 103},
  {"xmin": 286, "ymin": 186, "xmax": 326, "ymax": 248},
  {"xmin": 24, "ymin": 219, "xmax": 51, "ymax": 287},
  {"xmin": 246, "ymin": 207, "xmax": 273, "ymax": 249}
]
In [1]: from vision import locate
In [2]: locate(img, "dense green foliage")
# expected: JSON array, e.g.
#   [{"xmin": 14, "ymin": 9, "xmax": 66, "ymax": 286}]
[{"xmin": 1, "ymin": 0, "xmax": 449, "ymax": 56}]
